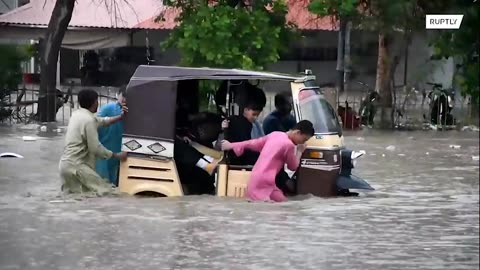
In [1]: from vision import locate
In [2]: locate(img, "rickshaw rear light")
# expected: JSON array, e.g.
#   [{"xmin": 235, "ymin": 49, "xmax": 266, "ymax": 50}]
[{"xmin": 309, "ymin": 151, "xmax": 323, "ymax": 159}]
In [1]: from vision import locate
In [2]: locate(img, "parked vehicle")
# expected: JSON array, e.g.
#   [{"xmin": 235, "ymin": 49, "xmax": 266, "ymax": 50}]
[
  {"xmin": 338, "ymin": 102, "xmax": 361, "ymax": 130},
  {"xmin": 118, "ymin": 65, "xmax": 374, "ymax": 198},
  {"xmin": 425, "ymin": 82, "xmax": 456, "ymax": 126},
  {"xmin": 357, "ymin": 81, "xmax": 380, "ymax": 127}
]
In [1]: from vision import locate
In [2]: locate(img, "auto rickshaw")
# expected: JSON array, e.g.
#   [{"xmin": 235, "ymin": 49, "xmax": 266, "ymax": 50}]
[{"xmin": 118, "ymin": 65, "xmax": 374, "ymax": 198}]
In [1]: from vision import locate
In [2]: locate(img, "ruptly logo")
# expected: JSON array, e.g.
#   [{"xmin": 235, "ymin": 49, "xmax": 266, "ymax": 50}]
[{"xmin": 426, "ymin": 15, "xmax": 464, "ymax": 29}]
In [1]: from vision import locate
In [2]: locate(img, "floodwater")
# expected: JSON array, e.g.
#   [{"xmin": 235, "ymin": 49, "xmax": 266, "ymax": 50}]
[{"xmin": 0, "ymin": 126, "xmax": 478, "ymax": 270}]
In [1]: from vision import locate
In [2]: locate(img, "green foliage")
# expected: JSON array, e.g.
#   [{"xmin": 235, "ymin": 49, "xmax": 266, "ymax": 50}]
[
  {"xmin": 0, "ymin": 44, "xmax": 32, "ymax": 121},
  {"xmin": 0, "ymin": 45, "xmax": 31, "ymax": 95},
  {"xmin": 161, "ymin": 0, "xmax": 296, "ymax": 70},
  {"xmin": 308, "ymin": 0, "xmax": 439, "ymax": 33},
  {"xmin": 430, "ymin": 2, "xmax": 479, "ymax": 103},
  {"xmin": 199, "ymin": 80, "xmax": 219, "ymax": 111},
  {"xmin": 429, "ymin": 3, "xmax": 478, "ymax": 100},
  {"xmin": 363, "ymin": 0, "xmax": 420, "ymax": 32},
  {"xmin": 308, "ymin": 0, "xmax": 360, "ymax": 19}
]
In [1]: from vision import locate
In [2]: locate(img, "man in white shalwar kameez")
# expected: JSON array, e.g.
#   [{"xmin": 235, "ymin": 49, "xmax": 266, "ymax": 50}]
[{"xmin": 59, "ymin": 89, "xmax": 128, "ymax": 195}]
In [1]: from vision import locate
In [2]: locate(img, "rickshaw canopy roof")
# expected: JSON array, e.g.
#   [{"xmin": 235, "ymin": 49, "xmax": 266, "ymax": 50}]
[{"xmin": 129, "ymin": 65, "xmax": 308, "ymax": 82}]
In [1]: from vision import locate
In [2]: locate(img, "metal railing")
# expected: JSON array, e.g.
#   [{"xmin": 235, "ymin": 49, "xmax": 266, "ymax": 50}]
[
  {"xmin": 336, "ymin": 85, "xmax": 477, "ymax": 130},
  {"xmin": 3, "ymin": 83, "xmax": 117, "ymax": 126},
  {"xmin": 3, "ymin": 82, "xmax": 477, "ymax": 131}
]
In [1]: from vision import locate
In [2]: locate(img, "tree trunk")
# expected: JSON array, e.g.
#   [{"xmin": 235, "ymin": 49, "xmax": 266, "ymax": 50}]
[
  {"xmin": 37, "ymin": 0, "xmax": 75, "ymax": 123},
  {"xmin": 389, "ymin": 55, "xmax": 400, "ymax": 127},
  {"xmin": 375, "ymin": 33, "xmax": 393, "ymax": 129},
  {"xmin": 343, "ymin": 21, "xmax": 352, "ymax": 94},
  {"xmin": 336, "ymin": 19, "xmax": 346, "ymax": 93}
]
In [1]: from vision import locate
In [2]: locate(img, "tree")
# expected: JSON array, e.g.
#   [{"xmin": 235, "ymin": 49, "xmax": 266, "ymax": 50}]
[
  {"xmin": 37, "ymin": 0, "xmax": 131, "ymax": 123},
  {"xmin": 430, "ymin": 2, "xmax": 479, "ymax": 104},
  {"xmin": 161, "ymin": 0, "xmax": 296, "ymax": 70},
  {"xmin": 309, "ymin": 0, "xmax": 434, "ymax": 128},
  {"xmin": 308, "ymin": 0, "xmax": 360, "ymax": 93},
  {"xmin": 37, "ymin": 0, "xmax": 76, "ymax": 123},
  {"xmin": 0, "ymin": 45, "xmax": 32, "ymax": 122}
]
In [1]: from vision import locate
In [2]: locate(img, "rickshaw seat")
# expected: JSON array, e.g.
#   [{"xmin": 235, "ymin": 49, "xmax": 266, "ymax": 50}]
[
  {"xmin": 190, "ymin": 141, "xmax": 223, "ymax": 160},
  {"xmin": 228, "ymin": 165, "xmax": 253, "ymax": 171},
  {"xmin": 216, "ymin": 164, "xmax": 252, "ymax": 198}
]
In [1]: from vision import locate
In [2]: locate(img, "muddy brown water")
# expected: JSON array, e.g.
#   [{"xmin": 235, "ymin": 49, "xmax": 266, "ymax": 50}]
[{"xmin": 0, "ymin": 126, "xmax": 478, "ymax": 270}]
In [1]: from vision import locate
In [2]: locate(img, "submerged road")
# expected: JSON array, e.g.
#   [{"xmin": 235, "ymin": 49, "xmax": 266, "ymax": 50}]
[{"xmin": 0, "ymin": 126, "xmax": 478, "ymax": 270}]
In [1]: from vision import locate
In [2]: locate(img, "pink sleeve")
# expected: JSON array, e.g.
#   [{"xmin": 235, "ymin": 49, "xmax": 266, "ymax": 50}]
[
  {"xmin": 231, "ymin": 136, "xmax": 268, "ymax": 157},
  {"xmin": 285, "ymin": 144, "xmax": 300, "ymax": 171}
]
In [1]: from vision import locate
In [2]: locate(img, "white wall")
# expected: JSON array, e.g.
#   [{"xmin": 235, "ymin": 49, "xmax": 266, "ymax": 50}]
[{"xmin": 395, "ymin": 34, "xmax": 455, "ymax": 89}]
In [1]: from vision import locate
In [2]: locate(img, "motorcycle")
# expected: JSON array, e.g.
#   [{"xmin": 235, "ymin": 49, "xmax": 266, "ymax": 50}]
[{"xmin": 425, "ymin": 82, "xmax": 456, "ymax": 126}]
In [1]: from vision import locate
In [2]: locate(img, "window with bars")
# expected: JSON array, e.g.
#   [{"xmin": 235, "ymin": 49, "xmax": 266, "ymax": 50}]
[{"xmin": 280, "ymin": 42, "xmax": 378, "ymax": 61}]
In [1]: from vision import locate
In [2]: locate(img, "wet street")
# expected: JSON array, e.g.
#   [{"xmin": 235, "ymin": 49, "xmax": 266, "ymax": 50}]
[{"xmin": 0, "ymin": 126, "xmax": 478, "ymax": 270}]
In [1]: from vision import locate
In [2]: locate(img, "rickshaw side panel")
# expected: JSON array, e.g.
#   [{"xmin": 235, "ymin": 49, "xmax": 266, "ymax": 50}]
[
  {"xmin": 216, "ymin": 164, "xmax": 228, "ymax": 196},
  {"xmin": 226, "ymin": 170, "xmax": 250, "ymax": 198},
  {"xmin": 122, "ymin": 80, "xmax": 177, "ymax": 157},
  {"xmin": 216, "ymin": 164, "xmax": 250, "ymax": 198},
  {"xmin": 119, "ymin": 79, "xmax": 183, "ymax": 197},
  {"xmin": 119, "ymin": 156, "xmax": 183, "ymax": 197}
]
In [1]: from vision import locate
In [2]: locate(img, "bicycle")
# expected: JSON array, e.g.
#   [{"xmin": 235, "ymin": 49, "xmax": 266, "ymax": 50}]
[{"xmin": 392, "ymin": 84, "xmax": 420, "ymax": 128}]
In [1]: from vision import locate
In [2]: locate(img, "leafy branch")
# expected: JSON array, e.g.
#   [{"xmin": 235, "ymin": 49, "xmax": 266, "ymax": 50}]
[{"xmin": 160, "ymin": 0, "xmax": 297, "ymax": 70}]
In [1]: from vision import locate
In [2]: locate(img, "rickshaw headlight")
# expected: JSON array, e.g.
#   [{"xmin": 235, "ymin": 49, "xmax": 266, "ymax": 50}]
[{"xmin": 309, "ymin": 151, "xmax": 323, "ymax": 159}]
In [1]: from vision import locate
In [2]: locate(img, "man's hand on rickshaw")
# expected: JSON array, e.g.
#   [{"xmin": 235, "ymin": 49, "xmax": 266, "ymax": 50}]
[
  {"xmin": 297, "ymin": 144, "xmax": 307, "ymax": 153},
  {"xmin": 221, "ymin": 119, "xmax": 229, "ymax": 130},
  {"xmin": 221, "ymin": 140, "xmax": 233, "ymax": 151},
  {"xmin": 120, "ymin": 102, "xmax": 128, "ymax": 116},
  {"xmin": 183, "ymin": 136, "xmax": 192, "ymax": 144},
  {"xmin": 114, "ymin": 151, "xmax": 128, "ymax": 161},
  {"xmin": 103, "ymin": 115, "xmax": 122, "ymax": 126},
  {"xmin": 175, "ymin": 134, "xmax": 193, "ymax": 144}
]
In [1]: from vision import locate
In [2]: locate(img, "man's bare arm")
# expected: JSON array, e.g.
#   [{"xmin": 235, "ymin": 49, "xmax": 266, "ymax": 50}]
[{"xmin": 95, "ymin": 103, "xmax": 128, "ymax": 127}]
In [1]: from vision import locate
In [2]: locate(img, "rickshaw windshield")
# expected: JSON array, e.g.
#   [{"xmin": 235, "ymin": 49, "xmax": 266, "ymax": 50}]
[{"xmin": 298, "ymin": 88, "xmax": 342, "ymax": 134}]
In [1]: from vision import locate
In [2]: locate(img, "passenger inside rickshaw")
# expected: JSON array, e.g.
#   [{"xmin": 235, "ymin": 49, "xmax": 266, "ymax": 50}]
[
  {"xmin": 215, "ymin": 80, "xmax": 297, "ymax": 195},
  {"xmin": 263, "ymin": 92, "xmax": 296, "ymax": 135},
  {"xmin": 171, "ymin": 79, "xmax": 298, "ymax": 195},
  {"xmin": 173, "ymin": 80, "xmax": 223, "ymax": 195}
]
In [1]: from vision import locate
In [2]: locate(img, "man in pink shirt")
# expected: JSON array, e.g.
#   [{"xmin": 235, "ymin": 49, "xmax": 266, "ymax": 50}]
[{"xmin": 221, "ymin": 120, "xmax": 314, "ymax": 202}]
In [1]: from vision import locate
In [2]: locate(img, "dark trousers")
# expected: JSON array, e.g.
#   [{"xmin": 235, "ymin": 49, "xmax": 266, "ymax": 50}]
[
  {"xmin": 275, "ymin": 170, "xmax": 295, "ymax": 195},
  {"xmin": 174, "ymin": 138, "xmax": 204, "ymax": 166},
  {"xmin": 174, "ymin": 138, "xmax": 215, "ymax": 195}
]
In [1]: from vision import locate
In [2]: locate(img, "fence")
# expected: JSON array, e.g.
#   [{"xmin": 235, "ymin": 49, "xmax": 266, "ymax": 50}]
[
  {"xmin": 335, "ymin": 85, "xmax": 477, "ymax": 130},
  {"xmin": 2, "ymin": 83, "xmax": 117, "ymax": 126},
  {"xmin": 2, "ymin": 83, "xmax": 477, "ymax": 130}
]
